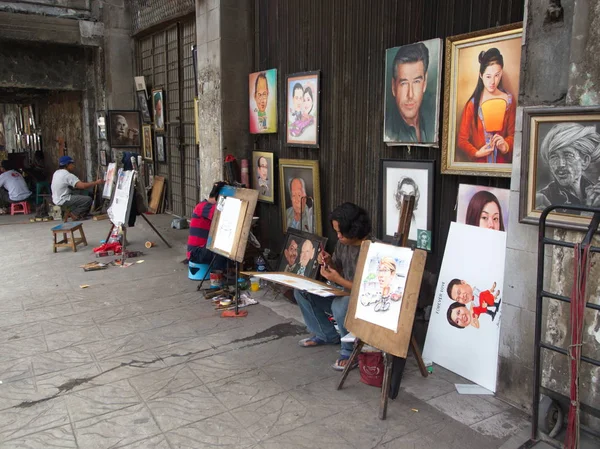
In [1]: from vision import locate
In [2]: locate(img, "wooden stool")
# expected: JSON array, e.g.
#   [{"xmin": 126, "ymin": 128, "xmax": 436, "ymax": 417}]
[{"xmin": 51, "ymin": 222, "xmax": 88, "ymax": 253}]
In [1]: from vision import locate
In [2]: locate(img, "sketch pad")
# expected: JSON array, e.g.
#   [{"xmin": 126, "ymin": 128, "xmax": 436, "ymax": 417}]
[{"xmin": 241, "ymin": 271, "xmax": 349, "ymax": 297}]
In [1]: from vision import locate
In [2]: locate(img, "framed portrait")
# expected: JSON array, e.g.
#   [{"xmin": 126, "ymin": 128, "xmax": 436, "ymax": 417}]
[
  {"xmin": 249, "ymin": 69, "xmax": 277, "ymax": 134},
  {"xmin": 156, "ymin": 135, "xmax": 166, "ymax": 163},
  {"xmin": 441, "ymin": 24, "xmax": 522, "ymax": 177},
  {"xmin": 384, "ymin": 38, "xmax": 443, "ymax": 147},
  {"xmin": 137, "ymin": 90, "xmax": 151, "ymax": 123},
  {"xmin": 519, "ymin": 106, "xmax": 600, "ymax": 231},
  {"xmin": 380, "ymin": 159, "xmax": 435, "ymax": 249},
  {"xmin": 286, "ymin": 71, "xmax": 320, "ymax": 147},
  {"xmin": 279, "ymin": 159, "xmax": 322, "ymax": 235},
  {"xmin": 142, "ymin": 125, "xmax": 153, "ymax": 160},
  {"xmin": 152, "ymin": 88, "xmax": 165, "ymax": 132},
  {"xmin": 251, "ymin": 151, "xmax": 275, "ymax": 203},
  {"xmin": 99, "ymin": 149, "xmax": 108, "ymax": 166},
  {"xmin": 107, "ymin": 110, "xmax": 141, "ymax": 148},
  {"xmin": 134, "ymin": 76, "xmax": 147, "ymax": 93},
  {"xmin": 97, "ymin": 112, "xmax": 107, "ymax": 140},
  {"xmin": 277, "ymin": 228, "xmax": 327, "ymax": 279},
  {"xmin": 457, "ymin": 184, "xmax": 510, "ymax": 232}
]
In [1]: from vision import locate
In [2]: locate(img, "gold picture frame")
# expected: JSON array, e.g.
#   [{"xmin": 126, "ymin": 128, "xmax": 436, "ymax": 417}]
[
  {"xmin": 441, "ymin": 23, "xmax": 522, "ymax": 177},
  {"xmin": 142, "ymin": 124, "xmax": 153, "ymax": 161},
  {"xmin": 279, "ymin": 159, "xmax": 322, "ymax": 235}
]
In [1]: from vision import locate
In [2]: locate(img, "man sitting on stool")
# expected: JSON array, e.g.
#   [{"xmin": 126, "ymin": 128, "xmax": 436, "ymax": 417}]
[
  {"xmin": 51, "ymin": 156, "xmax": 103, "ymax": 220},
  {"xmin": 187, "ymin": 181, "xmax": 228, "ymax": 270},
  {"xmin": 0, "ymin": 160, "xmax": 32, "ymax": 212}
]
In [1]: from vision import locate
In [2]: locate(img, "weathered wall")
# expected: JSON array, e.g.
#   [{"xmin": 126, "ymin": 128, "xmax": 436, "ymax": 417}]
[
  {"xmin": 0, "ymin": 0, "xmax": 92, "ymax": 19},
  {"xmin": 499, "ymin": 0, "xmax": 600, "ymax": 427},
  {"xmin": 0, "ymin": 41, "xmax": 87, "ymax": 91},
  {"xmin": 38, "ymin": 91, "xmax": 85, "ymax": 179}
]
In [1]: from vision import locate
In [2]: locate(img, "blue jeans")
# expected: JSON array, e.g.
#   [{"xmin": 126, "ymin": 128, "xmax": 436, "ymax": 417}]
[{"xmin": 294, "ymin": 290, "xmax": 353, "ymax": 358}]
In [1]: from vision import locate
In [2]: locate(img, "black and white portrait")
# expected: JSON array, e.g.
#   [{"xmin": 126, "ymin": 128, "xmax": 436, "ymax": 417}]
[
  {"xmin": 251, "ymin": 151, "xmax": 274, "ymax": 203},
  {"xmin": 156, "ymin": 135, "xmax": 166, "ymax": 163},
  {"xmin": 535, "ymin": 122, "xmax": 600, "ymax": 213},
  {"xmin": 108, "ymin": 111, "xmax": 141, "ymax": 148},
  {"xmin": 381, "ymin": 159, "xmax": 435, "ymax": 247},
  {"xmin": 137, "ymin": 90, "xmax": 151, "ymax": 123},
  {"xmin": 520, "ymin": 107, "xmax": 600, "ymax": 230}
]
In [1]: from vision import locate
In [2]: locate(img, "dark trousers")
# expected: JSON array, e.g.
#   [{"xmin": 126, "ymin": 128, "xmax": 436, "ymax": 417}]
[{"xmin": 189, "ymin": 246, "xmax": 228, "ymax": 271}]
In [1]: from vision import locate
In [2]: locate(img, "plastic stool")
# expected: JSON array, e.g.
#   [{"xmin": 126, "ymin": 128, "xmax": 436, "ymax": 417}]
[
  {"xmin": 10, "ymin": 201, "xmax": 31, "ymax": 215},
  {"xmin": 35, "ymin": 181, "xmax": 51, "ymax": 205},
  {"xmin": 188, "ymin": 261, "xmax": 211, "ymax": 281}
]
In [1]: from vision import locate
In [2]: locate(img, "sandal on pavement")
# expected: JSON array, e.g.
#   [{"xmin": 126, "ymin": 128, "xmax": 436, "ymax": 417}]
[
  {"xmin": 298, "ymin": 336, "xmax": 328, "ymax": 347},
  {"xmin": 332, "ymin": 356, "xmax": 358, "ymax": 372}
]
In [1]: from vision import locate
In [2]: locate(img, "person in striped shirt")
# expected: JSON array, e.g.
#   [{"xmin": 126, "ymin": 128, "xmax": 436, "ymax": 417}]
[{"xmin": 187, "ymin": 181, "xmax": 228, "ymax": 269}]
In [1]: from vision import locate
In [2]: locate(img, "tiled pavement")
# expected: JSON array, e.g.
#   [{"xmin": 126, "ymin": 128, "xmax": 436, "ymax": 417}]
[{"xmin": 0, "ymin": 214, "xmax": 533, "ymax": 448}]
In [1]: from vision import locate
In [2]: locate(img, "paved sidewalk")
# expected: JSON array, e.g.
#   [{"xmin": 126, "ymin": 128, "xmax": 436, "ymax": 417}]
[{"xmin": 0, "ymin": 215, "xmax": 531, "ymax": 448}]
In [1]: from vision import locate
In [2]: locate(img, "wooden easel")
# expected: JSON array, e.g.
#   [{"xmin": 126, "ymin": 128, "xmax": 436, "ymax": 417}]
[{"xmin": 337, "ymin": 195, "xmax": 428, "ymax": 420}]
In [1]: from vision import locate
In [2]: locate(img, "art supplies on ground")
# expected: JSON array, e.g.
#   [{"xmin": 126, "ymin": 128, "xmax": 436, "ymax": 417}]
[{"xmin": 80, "ymin": 261, "xmax": 108, "ymax": 272}]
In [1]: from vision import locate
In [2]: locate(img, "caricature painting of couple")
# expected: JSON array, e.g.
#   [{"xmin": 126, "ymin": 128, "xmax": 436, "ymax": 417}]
[
  {"xmin": 354, "ymin": 242, "xmax": 413, "ymax": 333},
  {"xmin": 286, "ymin": 71, "xmax": 320, "ymax": 147},
  {"xmin": 423, "ymin": 222, "xmax": 507, "ymax": 392}
]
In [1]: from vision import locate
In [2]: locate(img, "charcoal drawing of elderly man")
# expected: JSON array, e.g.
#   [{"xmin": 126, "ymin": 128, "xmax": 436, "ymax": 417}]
[{"xmin": 536, "ymin": 123, "xmax": 600, "ymax": 213}]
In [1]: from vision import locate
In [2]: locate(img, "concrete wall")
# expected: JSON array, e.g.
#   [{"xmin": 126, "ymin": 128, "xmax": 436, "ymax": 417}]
[
  {"xmin": 195, "ymin": 0, "xmax": 254, "ymax": 199},
  {"xmin": 499, "ymin": 0, "xmax": 600, "ymax": 428}
]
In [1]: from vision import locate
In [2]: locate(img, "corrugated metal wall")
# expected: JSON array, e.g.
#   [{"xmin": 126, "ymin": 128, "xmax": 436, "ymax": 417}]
[
  {"xmin": 254, "ymin": 0, "xmax": 524, "ymax": 271},
  {"xmin": 135, "ymin": 16, "xmax": 198, "ymax": 216}
]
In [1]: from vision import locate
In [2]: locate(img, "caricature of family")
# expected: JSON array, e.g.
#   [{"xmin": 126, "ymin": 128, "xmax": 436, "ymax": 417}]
[
  {"xmin": 359, "ymin": 257, "xmax": 404, "ymax": 313},
  {"xmin": 445, "ymin": 278, "xmax": 502, "ymax": 330},
  {"xmin": 288, "ymin": 82, "xmax": 316, "ymax": 137}
]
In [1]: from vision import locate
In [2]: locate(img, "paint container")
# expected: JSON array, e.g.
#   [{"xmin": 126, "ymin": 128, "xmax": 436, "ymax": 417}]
[
  {"xmin": 145, "ymin": 241, "xmax": 155, "ymax": 249},
  {"xmin": 250, "ymin": 277, "xmax": 260, "ymax": 292},
  {"xmin": 210, "ymin": 270, "xmax": 223, "ymax": 289}
]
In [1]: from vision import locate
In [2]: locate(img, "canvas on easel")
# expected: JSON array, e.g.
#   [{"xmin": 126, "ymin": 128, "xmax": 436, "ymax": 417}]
[
  {"xmin": 206, "ymin": 187, "xmax": 258, "ymax": 263},
  {"xmin": 107, "ymin": 168, "xmax": 135, "ymax": 226},
  {"xmin": 346, "ymin": 241, "xmax": 426, "ymax": 358}
]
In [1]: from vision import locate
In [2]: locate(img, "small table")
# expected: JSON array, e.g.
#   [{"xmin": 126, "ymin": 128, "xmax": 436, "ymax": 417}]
[{"xmin": 51, "ymin": 222, "xmax": 87, "ymax": 253}]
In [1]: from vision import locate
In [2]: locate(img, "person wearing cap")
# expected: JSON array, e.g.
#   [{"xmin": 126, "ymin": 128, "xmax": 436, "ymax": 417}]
[
  {"xmin": 0, "ymin": 160, "xmax": 32, "ymax": 210},
  {"xmin": 51, "ymin": 156, "xmax": 103, "ymax": 219},
  {"xmin": 536, "ymin": 123, "xmax": 600, "ymax": 213}
]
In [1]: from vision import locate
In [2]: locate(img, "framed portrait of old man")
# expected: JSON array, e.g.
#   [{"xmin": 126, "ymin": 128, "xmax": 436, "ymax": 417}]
[
  {"xmin": 520, "ymin": 106, "xmax": 600, "ymax": 231},
  {"xmin": 279, "ymin": 159, "xmax": 322, "ymax": 235},
  {"xmin": 441, "ymin": 24, "xmax": 522, "ymax": 177},
  {"xmin": 249, "ymin": 69, "xmax": 277, "ymax": 134},
  {"xmin": 384, "ymin": 38, "xmax": 442, "ymax": 147},
  {"xmin": 107, "ymin": 110, "xmax": 141, "ymax": 148}
]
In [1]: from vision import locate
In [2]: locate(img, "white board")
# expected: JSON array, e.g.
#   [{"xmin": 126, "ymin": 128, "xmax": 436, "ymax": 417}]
[
  {"xmin": 354, "ymin": 242, "xmax": 413, "ymax": 333},
  {"xmin": 107, "ymin": 169, "xmax": 135, "ymax": 226},
  {"xmin": 212, "ymin": 197, "xmax": 242, "ymax": 254},
  {"xmin": 422, "ymin": 222, "xmax": 506, "ymax": 392}
]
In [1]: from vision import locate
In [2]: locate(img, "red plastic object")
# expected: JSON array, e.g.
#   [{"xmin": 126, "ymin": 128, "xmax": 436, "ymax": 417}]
[
  {"xmin": 358, "ymin": 352, "xmax": 384, "ymax": 388},
  {"xmin": 10, "ymin": 201, "xmax": 31, "ymax": 215}
]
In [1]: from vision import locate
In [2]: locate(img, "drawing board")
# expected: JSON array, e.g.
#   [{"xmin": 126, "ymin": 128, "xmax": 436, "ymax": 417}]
[
  {"xmin": 241, "ymin": 271, "xmax": 349, "ymax": 297},
  {"xmin": 206, "ymin": 187, "xmax": 258, "ymax": 263},
  {"xmin": 107, "ymin": 168, "xmax": 136, "ymax": 227},
  {"xmin": 346, "ymin": 240, "xmax": 426, "ymax": 358}
]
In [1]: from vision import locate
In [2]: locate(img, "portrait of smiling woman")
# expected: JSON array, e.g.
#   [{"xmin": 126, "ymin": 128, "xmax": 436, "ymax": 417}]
[{"xmin": 457, "ymin": 184, "xmax": 509, "ymax": 232}]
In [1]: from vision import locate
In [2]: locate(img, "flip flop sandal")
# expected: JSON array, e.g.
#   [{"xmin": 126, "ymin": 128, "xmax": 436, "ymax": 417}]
[
  {"xmin": 332, "ymin": 356, "xmax": 359, "ymax": 372},
  {"xmin": 298, "ymin": 336, "xmax": 327, "ymax": 347}
]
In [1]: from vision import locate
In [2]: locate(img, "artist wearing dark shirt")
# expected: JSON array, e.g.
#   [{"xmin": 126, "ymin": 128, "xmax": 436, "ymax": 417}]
[
  {"xmin": 187, "ymin": 181, "xmax": 227, "ymax": 269},
  {"xmin": 295, "ymin": 202, "xmax": 374, "ymax": 372}
]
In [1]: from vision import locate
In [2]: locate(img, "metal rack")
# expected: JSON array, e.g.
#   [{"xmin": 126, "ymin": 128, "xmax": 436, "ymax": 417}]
[{"xmin": 521, "ymin": 205, "xmax": 600, "ymax": 448}]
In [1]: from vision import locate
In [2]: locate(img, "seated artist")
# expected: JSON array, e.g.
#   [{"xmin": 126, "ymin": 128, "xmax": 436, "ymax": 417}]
[
  {"xmin": 187, "ymin": 181, "xmax": 228, "ymax": 271},
  {"xmin": 51, "ymin": 156, "xmax": 103, "ymax": 220},
  {"xmin": 295, "ymin": 202, "xmax": 374, "ymax": 371},
  {"xmin": 0, "ymin": 160, "xmax": 32, "ymax": 211}
]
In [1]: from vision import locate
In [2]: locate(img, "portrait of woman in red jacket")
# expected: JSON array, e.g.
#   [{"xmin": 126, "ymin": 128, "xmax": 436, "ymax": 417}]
[{"xmin": 456, "ymin": 48, "xmax": 516, "ymax": 164}]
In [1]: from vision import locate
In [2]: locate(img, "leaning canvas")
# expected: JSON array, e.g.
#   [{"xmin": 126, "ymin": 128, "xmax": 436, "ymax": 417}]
[
  {"xmin": 354, "ymin": 242, "xmax": 413, "ymax": 333},
  {"xmin": 423, "ymin": 222, "xmax": 506, "ymax": 392}
]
